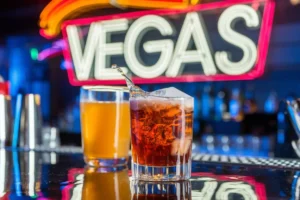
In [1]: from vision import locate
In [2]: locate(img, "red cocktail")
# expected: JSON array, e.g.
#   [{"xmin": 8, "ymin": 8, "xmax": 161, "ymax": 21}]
[{"xmin": 130, "ymin": 87, "xmax": 194, "ymax": 181}]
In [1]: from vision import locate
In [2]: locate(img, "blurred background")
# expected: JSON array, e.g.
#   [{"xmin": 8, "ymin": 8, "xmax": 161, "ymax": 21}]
[{"xmin": 0, "ymin": 0, "xmax": 300, "ymax": 158}]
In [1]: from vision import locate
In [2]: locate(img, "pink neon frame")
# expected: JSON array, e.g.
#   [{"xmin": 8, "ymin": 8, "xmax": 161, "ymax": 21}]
[
  {"xmin": 61, "ymin": 0, "xmax": 275, "ymax": 86},
  {"xmin": 62, "ymin": 169, "xmax": 267, "ymax": 200}
]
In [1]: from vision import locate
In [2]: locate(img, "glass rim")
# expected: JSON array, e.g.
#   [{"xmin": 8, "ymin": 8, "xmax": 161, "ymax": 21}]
[
  {"xmin": 82, "ymin": 86, "xmax": 193, "ymax": 100},
  {"xmin": 82, "ymin": 86, "xmax": 129, "ymax": 92},
  {"xmin": 133, "ymin": 92, "xmax": 194, "ymax": 100},
  {"xmin": 145, "ymin": 94, "xmax": 193, "ymax": 100}
]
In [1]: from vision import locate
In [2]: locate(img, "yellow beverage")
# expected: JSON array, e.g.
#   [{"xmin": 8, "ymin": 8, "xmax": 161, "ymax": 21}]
[
  {"xmin": 80, "ymin": 101, "xmax": 130, "ymax": 160},
  {"xmin": 82, "ymin": 168, "xmax": 131, "ymax": 200}
]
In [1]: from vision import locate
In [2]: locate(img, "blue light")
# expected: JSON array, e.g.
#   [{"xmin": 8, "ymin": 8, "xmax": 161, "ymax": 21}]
[
  {"xmin": 12, "ymin": 151, "xmax": 22, "ymax": 196},
  {"xmin": 7, "ymin": 37, "xmax": 31, "ymax": 97},
  {"xmin": 229, "ymin": 99, "xmax": 239, "ymax": 118},
  {"xmin": 277, "ymin": 130, "xmax": 285, "ymax": 144},
  {"xmin": 214, "ymin": 96, "xmax": 223, "ymax": 120},
  {"xmin": 291, "ymin": 171, "xmax": 300, "ymax": 200},
  {"xmin": 60, "ymin": 60, "xmax": 68, "ymax": 70},
  {"xmin": 277, "ymin": 112, "xmax": 285, "ymax": 122}
]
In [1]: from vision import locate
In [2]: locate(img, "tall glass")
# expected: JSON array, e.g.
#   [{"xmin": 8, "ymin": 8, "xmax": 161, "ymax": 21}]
[
  {"xmin": 130, "ymin": 90, "xmax": 194, "ymax": 181},
  {"xmin": 80, "ymin": 86, "xmax": 130, "ymax": 167}
]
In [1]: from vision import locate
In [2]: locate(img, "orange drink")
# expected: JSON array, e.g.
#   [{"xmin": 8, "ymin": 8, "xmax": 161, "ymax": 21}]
[
  {"xmin": 81, "ymin": 102, "xmax": 130, "ymax": 159},
  {"xmin": 80, "ymin": 86, "xmax": 130, "ymax": 167}
]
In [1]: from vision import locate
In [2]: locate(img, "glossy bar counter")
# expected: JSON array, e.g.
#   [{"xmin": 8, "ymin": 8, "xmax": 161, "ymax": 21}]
[{"xmin": 1, "ymin": 145, "xmax": 300, "ymax": 200}]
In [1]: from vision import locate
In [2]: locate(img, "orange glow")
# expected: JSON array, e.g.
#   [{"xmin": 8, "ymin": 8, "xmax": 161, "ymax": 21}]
[
  {"xmin": 114, "ymin": 0, "xmax": 199, "ymax": 9},
  {"xmin": 39, "ymin": 0, "xmax": 111, "ymax": 38},
  {"xmin": 39, "ymin": 0, "xmax": 200, "ymax": 38}
]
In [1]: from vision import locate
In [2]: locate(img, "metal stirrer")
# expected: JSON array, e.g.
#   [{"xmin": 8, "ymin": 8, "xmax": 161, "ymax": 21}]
[
  {"xmin": 111, "ymin": 64, "xmax": 135, "ymax": 88},
  {"xmin": 112, "ymin": 64, "xmax": 147, "ymax": 97}
]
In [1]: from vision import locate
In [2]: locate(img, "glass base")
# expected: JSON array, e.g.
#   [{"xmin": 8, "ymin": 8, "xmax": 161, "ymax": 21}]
[
  {"xmin": 85, "ymin": 157, "xmax": 128, "ymax": 167},
  {"xmin": 131, "ymin": 161, "xmax": 191, "ymax": 181},
  {"xmin": 85, "ymin": 165, "xmax": 127, "ymax": 172}
]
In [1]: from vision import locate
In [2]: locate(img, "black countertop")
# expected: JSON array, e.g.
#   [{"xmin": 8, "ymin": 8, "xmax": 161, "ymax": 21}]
[{"xmin": 1, "ymin": 148, "xmax": 300, "ymax": 199}]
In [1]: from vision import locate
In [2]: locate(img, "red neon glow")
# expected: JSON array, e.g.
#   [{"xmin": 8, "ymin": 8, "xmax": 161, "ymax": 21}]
[
  {"xmin": 0, "ymin": 82, "xmax": 9, "ymax": 96},
  {"xmin": 0, "ymin": 192, "xmax": 10, "ymax": 200},
  {"xmin": 61, "ymin": 0, "xmax": 275, "ymax": 85},
  {"xmin": 39, "ymin": 29, "xmax": 55, "ymax": 40}
]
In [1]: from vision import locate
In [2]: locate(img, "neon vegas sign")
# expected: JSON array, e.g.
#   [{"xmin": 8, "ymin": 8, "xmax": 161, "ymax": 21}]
[{"xmin": 62, "ymin": 0, "xmax": 275, "ymax": 86}]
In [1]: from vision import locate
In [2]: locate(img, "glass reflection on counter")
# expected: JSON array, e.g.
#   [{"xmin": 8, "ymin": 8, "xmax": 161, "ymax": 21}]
[
  {"xmin": 0, "ymin": 149, "xmax": 12, "ymax": 199},
  {"xmin": 131, "ymin": 180, "xmax": 191, "ymax": 199},
  {"xmin": 82, "ymin": 167, "xmax": 131, "ymax": 200},
  {"xmin": 63, "ymin": 169, "xmax": 268, "ymax": 199},
  {"xmin": 1, "ymin": 150, "xmax": 43, "ymax": 199},
  {"xmin": 292, "ymin": 171, "xmax": 300, "ymax": 200},
  {"xmin": 19, "ymin": 151, "xmax": 42, "ymax": 197},
  {"xmin": 10, "ymin": 150, "xmax": 44, "ymax": 198}
]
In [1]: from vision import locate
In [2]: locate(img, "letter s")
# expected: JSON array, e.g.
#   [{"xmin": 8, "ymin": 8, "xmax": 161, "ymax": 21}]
[{"xmin": 215, "ymin": 5, "xmax": 260, "ymax": 75}]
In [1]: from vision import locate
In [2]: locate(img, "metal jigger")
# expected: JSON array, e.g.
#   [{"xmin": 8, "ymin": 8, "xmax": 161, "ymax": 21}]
[
  {"xmin": 0, "ymin": 94, "xmax": 12, "ymax": 148},
  {"xmin": 18, "ymin": 94, "xmax": 42, "ymax": 149}
]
